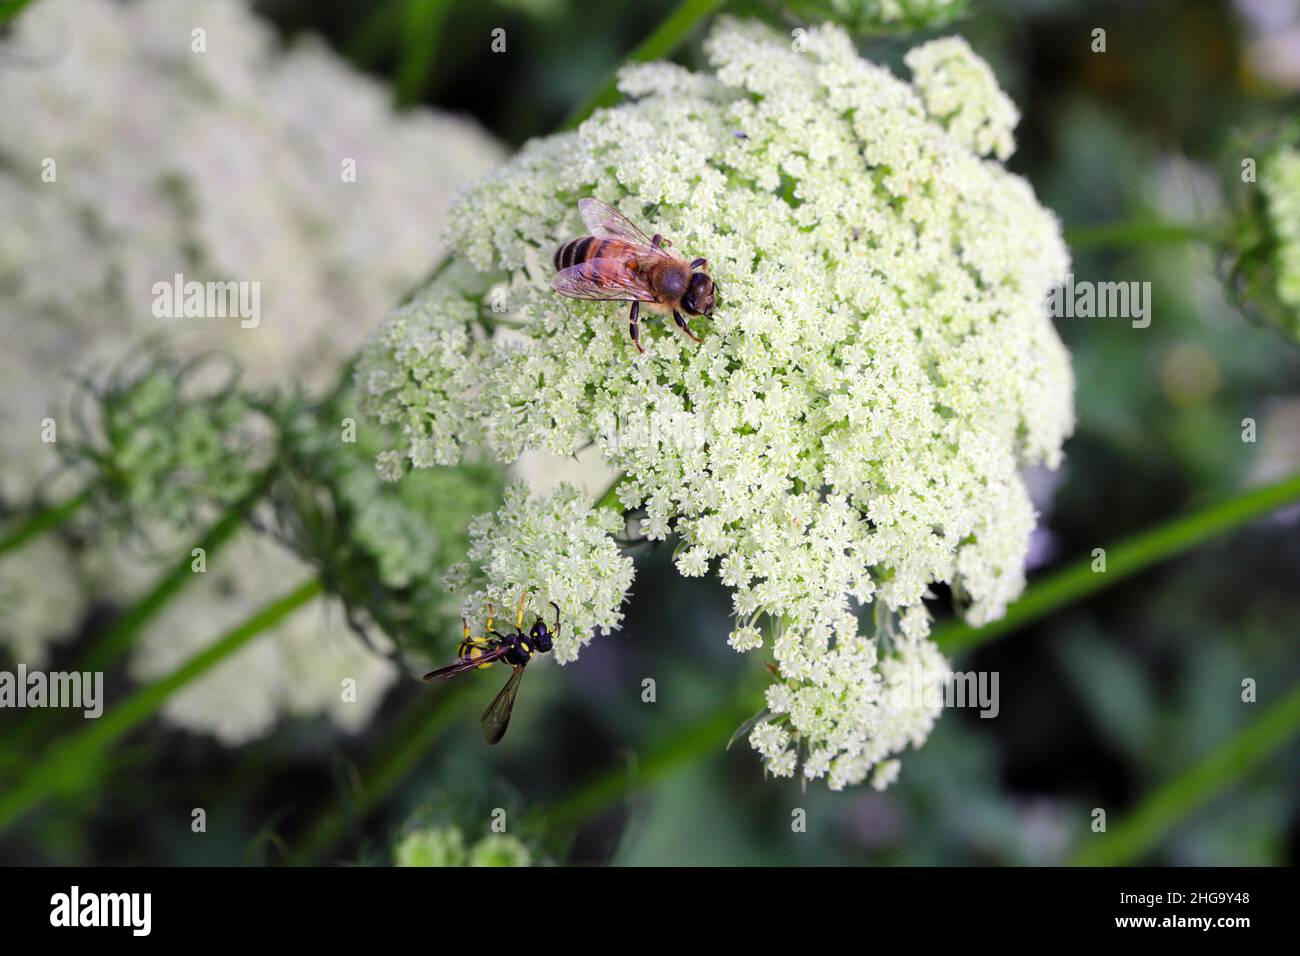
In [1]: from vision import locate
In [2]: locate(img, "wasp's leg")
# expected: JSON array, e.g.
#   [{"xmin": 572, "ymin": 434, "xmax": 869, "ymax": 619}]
[
  {"xmin": 690, "ymin": 257, "xmax": 707, "ymax": 270},
  {"xmin": 484, "ymin": 601, "xmax": 495, "ymax": 635},
  {"xmin": 673, "ymin": 309, "xmax": 702, "ymax": 344},
  {"xmin": 550, "ymin": 601, "xmax": 562, "ymax": 644},
  {"xmin": 515, "ymin": 591, "xmax": 529, "ymax": 631},
  {"xmin": 629, "ymin": 301, "xmax": 644, "ymax": 353}
]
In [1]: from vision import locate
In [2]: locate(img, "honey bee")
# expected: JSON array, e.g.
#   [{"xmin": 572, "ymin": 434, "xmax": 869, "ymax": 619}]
[{"xmin": 551, "ymin": 198, "xmax": 716, "ymax": 353}]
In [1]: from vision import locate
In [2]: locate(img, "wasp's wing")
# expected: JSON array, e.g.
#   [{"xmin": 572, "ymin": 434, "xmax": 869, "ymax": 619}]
[
  {"xmin": 480, "ymin": 665, "xmax": 526, "ymax": 745},
  {"xmin": 578, "ymin": 198, "xmax": 660, "ymax": 249},
  {"xmin": 551, "ymin": 258, "xmax": 658, "ymax": 303},
  {"xmin": 422, "ymin": 643, "xmax": 510, "ymax": 682}
]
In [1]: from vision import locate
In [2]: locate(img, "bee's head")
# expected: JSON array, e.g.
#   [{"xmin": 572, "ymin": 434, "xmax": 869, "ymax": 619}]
[
  {"xmin": 528, "ymin": 619, "xmax": 553, "ymax": 654},
  {"xmin": 684, "ymin": 272, "xmax": 715, "ymax": 316}
]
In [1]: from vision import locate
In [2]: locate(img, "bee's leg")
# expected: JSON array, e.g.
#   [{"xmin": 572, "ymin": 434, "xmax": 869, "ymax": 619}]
[
  {"xmin": 673, "ymin": 309, "xmax": 702, "ymax": 344},
  {"xmin": 690, "ymin": 257, "xmax": 707, "ymax": 271},
  {"xmin": 628, "ymin": 301, "xmax": 644, "ymax": 353}
]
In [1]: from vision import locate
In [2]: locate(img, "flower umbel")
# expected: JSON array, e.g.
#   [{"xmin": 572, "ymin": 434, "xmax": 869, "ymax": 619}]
[
  {"xmin": 361, "ymin": 19, "xmax": 1073, "ymax": 787},
  {"xmin": 447, "ymin": 482, "xmax": 635, "ymax": 664}
]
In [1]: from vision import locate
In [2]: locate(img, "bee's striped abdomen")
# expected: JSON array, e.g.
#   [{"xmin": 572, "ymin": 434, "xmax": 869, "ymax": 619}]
[{"xmin": 553, "ymin": 236, "xmax": 608, "ymax": 271}]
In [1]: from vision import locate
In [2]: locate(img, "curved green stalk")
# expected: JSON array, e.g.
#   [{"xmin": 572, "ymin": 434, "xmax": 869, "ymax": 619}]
[
  {"xmin": 0, "ymin": 489, "xmax": 90, "ymax": 560},
  {"xmin": 0, "ymin": 472, "xmax": 274, "ymax": 770},
  {"xmin": 594, "ymin": 472, "xmax": 627, "ymax": 512},
  {"xmin": 286, "ymin": 681, "xmax": 474, "ymax": 866},
  {"xmin": 536, "ymin": 699, "xmax": 754, "ymax": 830},
  {"xmin": 934, "ymin": 472, "xmax": 1300, "ymax": 654},
  {"xmin": 83, "ymin": 478, "xmax": 275, "ymax": 673},
  {"xmin": 561, "ymin": 0, "xmax": 728, "ymax": 129},
  {"xmin": 1064, "ymin": 217, "xmax": 1223, "ymax": 251},
  {"xmin": 0, "ymin": 577, "xmax": 322, "ymax": 833},
  {"xmin": 395, "ymin": 0, "xmax": 451, "ymax": 107},
  {"xmin": 0, "ymin": 0, "xmax": 36, "ymax": 27},
  {"xmin": 1071, "ymin": 681, "xmax": 1300, "ymax": 867}
]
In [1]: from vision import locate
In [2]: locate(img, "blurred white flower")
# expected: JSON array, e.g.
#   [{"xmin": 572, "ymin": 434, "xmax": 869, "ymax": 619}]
[
  {"xmin": 0, "ymin": 0, "xmax": 500, "ymax": 739},
  {"xmin": 360, "ymin": 18, "xmax": 1073, "ymax": 786},
  {"xmin": 0, "ymin": 536, "xmax": 88, "ymax": 666},
  {"xmin": 0, "ymin": 0, "xmax": 503, "ymax": 501},
  {"xmin": 128, "ymin": 533, "xmax": 399, "ymax": 746},
  {"xmin": 394, "ymin": 823, "xmax": 532, "ymax": 867},
  {"xmin": 799, "ymin": 0, "xmax": 969, "ymax": 32}
]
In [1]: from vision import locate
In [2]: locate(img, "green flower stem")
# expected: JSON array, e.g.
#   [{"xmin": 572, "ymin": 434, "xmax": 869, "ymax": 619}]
[
  {"xmin": 0, "ymin": 0, "xmax": 36, "ymax": 27},
  {"xmin": 535, "ymin": 698, "xmax": 755, "ymax": 830},
  {"xmin": 0, "ymin": 577, "xmax": 322, "ymax": 833},
  {"xmin": 934, "ymin": 471, "xmax": 1300, "ymax": 655},
  {"xmin": 84, "ymin": 476, "xmax": 276, "ymax": 674},
  {"xmin": 561, "ymin": 0, "xmax": 728, "ymax": 129},
  {"xmin": 1064, "ymin": 218, "xmax": 1223, "ymax": 251},
  {"xmin": 0, "ymin": 471, "xmax": 275, "ymax": 771},
  {"xmin": 1070, "ymin": 680, "xmax": 1300, "ymax": 867},
  {"xmin": 395, "ymin": 0, "xmax": 451, "ymax": 107},
  {"xmin": 0, "ymin": 489, "xmax": 90, "ymax": 560},
  {"xmin": 287, "ymin": 681, "xmax": 474, "ymax": 866},
  {"xmin": 594, "ymin": 472, "xmax": 627, "ymax": 511}
]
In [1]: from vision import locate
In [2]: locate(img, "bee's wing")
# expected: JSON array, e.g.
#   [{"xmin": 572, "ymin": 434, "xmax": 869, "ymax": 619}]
[
  {"xmin": 551, "ymin": 258, "xmax": 658, "ymax": 302},
  {"xmin": 578, "ymin": 197, "xmax": 661, "ymax": 249},
  {"xmin": 481, "ymin": 665, "xmax": 526, "ymax": 745},
  {"xmin": 422, "ymin": 643, "xmax": 509, "ymax": 681}
]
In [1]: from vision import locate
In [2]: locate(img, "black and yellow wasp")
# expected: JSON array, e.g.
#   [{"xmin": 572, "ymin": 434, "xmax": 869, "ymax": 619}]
[{"xmin": 423, "ymin": 593, "xmax": 559, "ymax": 745}]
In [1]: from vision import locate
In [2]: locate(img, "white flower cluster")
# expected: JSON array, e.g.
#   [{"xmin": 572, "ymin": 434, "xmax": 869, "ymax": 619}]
[
  {"xmin": 446, "ymin": 482, "xmax": 635, "ymax": 663},
  {"xmin": 751, "ymin": 632, "xmax": 948, "ymax": 788},
  {"xmin": 0, "ymin": 0, "xmax": 499, "ymax": 739},
  {"xmin": 904, "ymin": 36, "xmax": 1019, "ymax": 161},
  {"xmin": 360, "ymin": 19, "xmax": 1073, "ymax": 787}
]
